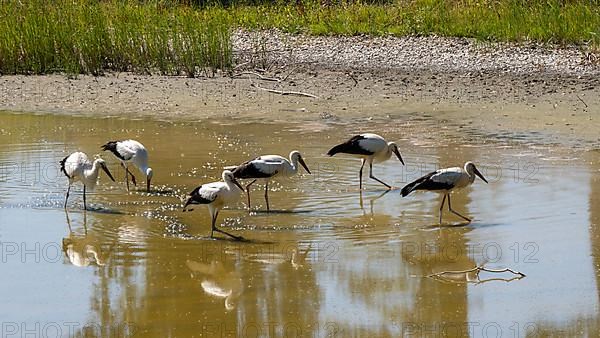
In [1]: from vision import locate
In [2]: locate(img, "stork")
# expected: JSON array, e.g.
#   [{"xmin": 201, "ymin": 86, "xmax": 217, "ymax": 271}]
[
  {"xmin": 60, "ymin": 152, "xmax": 115, "ymax": 210},
  {"xmin": 183, "ymin": 170, "xmax": 245, "ymax": 240},
  {"xmin": 401, "ymin": 161, "xmax": 488, "ymax": 224},
  {"xmin": 327, "ymin": 133, "xmax": 404, "ymax": 190},
  {"xmin": 101, "ymin": 140, "xmax": 153, "ymax": 192},
  {"xmin": 227, "ymin": 151, "xmax": 311, "ymax": 212}
]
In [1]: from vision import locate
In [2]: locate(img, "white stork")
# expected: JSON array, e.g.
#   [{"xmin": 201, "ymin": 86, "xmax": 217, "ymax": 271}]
[
  {"xmin": 101, "ymin": 140, "xmax": 154, "ymax": 192},
  {"xmin": 327, "ymin": 133, "xmax": 404, "ymax": 190},
  {"xmin": 227, "ymin": 151, "xmax": 311, "ymax": 212},
  {"xmin": 60, "ymin": 152, "xmax": 115, "ymax": 210},
  {"xmin": 183, "ymin": 170, "xmax": 245, "ymax": 240},
  {"xmin": 401, "ymin": 161, "xmax": 488, "ymax": 224}
]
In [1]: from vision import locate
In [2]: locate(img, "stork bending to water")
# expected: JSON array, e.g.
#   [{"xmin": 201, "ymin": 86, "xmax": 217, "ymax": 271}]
[
  {"xmin": 227, "ymin": 151, "xmax": 311, "ymax": 212},
  {"xmin": 401, "ymin": 161, "xmax": 488, "ymax": 224},
  {"xmin": 327, "ymin": 133, "xmax": 404, "ymax": 190},
  {"xmin": 183, "ymin": 170, "xmax": 245, "ymax": 240},
  {"xmin": 60, "ymin": 152, "xmax": 115, "ymax": 210},
  {"xmin": 101, "ymin": 140, "xmax": 153, "ymax": 192}
]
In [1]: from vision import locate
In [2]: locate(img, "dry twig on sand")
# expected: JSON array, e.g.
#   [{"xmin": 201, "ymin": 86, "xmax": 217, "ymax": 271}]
[
  {"xmin": 232, "ymin": 71, "xmax": 281, "ymax": 82},
  {"xmin": 250, "ymin": 83, "xmax": 318, "ymax": 99}
]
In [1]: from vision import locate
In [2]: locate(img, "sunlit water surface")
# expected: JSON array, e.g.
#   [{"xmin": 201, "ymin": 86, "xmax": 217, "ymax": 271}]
[{"xmin": 0, "ymin": 111, "xmax": 599, "ymax": 337}]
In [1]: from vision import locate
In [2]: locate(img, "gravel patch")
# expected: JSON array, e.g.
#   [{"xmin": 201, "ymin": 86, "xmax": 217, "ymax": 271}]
[{"xmin": 233, "ymin": 30, "xmax": 600, "ymax": 76}]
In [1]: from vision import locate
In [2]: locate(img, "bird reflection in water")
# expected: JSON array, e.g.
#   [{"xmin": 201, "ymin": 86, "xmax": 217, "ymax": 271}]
[
  {"xmin": 239, "ymin": 244, "xmax": 311, "ymax": 270},
  {"xmin": 359, "ymin": 189, "xmax": 390, "ymax": 216},
  {"xmin": 186, "ymin": 260, "xmax": 243, "ymax": 311},
  {"xmin": 62, "ymin": 211, "xmax": 106, "ymax": 267}
]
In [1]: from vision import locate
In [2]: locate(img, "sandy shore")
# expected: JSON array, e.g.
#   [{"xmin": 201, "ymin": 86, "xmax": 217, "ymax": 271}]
[{"xmin": 1, "ymin": 31, "xmax": 598, "ymax": 149}]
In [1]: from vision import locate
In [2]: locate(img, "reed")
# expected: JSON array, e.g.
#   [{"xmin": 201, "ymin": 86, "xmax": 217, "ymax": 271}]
[{"xmin": 0, "ymin": 0, "xmax": 232, "ymax": 76}]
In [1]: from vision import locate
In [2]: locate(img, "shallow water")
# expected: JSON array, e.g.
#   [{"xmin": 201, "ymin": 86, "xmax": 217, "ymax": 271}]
[{"xmin": 0, "ymin": 111, "xmax": 599, "ymax": 337}]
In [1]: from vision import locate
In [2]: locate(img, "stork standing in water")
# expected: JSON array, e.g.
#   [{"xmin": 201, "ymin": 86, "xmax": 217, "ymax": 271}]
[
  {"xmin": 401, "ymin": 161, "xmax": 488, "ymax": 224},
  {"xmin": 101, "ymin": 140, "xmax": 153, "ymax": 192},
  {"xmin": 60, "ymin": 152, "xmax": 115, "ymax": 210},
  {"xmin": 327, "ymin": 133, "xmax": 404, "ymax": 190},
  {"xmin": 227, "ymin": 151, "xmax": 311, "ymax": 212},
  {"xmin": 183, "ymin": 170, "xmax": 245, "ymax": 240}
]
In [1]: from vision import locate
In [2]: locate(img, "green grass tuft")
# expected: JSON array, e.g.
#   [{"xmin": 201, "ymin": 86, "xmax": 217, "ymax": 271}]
[{"xmin": 0, "ymin": 0, "xmax": 232, "ymax": 76}]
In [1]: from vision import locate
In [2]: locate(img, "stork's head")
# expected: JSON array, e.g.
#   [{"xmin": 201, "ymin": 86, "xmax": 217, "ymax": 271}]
[
  {"xmin": 387, "ymin": 142, "xmax": 404, "ymax": 165},
  {"xmin": 222, "ymin": 170, "xmax": 244, "ymax": 192},
  {"xmin": 146, "ymin": 168, "xmax": 153, "ymax": 192},
  {"xmin": 290, "ymin": 151, "xmax": 311, "ymax": 174},
  {"xmin": 465, "ymin": 162, "xmax": 488, "ymax": 183},
  {"xmin": 94, "ymin": 158, "xmax": 116, "ymax": 182}
]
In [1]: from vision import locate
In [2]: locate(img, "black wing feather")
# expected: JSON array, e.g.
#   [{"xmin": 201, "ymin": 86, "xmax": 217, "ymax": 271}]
[
  {"xmin": 232, "ymin": 158, "xmax": 274, "ymax": 179},
  {"xmin": 185, "ymin": 185, "xmax": 215, "ymax": 206},
  {"xmin": 101, "ymin": 141, "xmax": 127, "ymax": 161},
  {"xmin": 401, "ymin": 171, "xmax": 454, "ymax": 196},
  {"xmin": 327, "ymin": 135, "xmax": 374, "ymax": 156},
  {"xmin": 59, "ymin": 155, "xmax": 70, "ymax": 178}
]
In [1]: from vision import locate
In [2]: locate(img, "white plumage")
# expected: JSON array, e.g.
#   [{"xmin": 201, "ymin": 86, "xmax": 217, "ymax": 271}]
[
  {"xmin": 101, "ymin": 139, "xmax": 154, "ymax": 192},
  {"xmin": 60, "ymin": 152, "xmax": 115, "ymax": 210},
  {"xmin": 227, "ymin": 151, "xmax": 311, "ymax": 212},
  {"xmin": 183, "ymin": 170, "xmax": 245, "ymax": 240},
  {"xmin": 327, "ymin": 133, "xmax": 404, "ymax": 189},
  {"xmin": 401, "ymin": 161, "xmax": 488, "ymax": 224}
]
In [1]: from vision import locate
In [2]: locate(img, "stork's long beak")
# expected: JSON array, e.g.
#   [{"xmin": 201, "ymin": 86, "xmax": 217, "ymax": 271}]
[
  {"xmin": 182, "ymin": 195, "xmax": 195, "ymax": 211},
  {"xmin": 146, "ymin": 178, "xmax": 151, "ymax": 192},
  {"xmin": 393, "ymin": 148, "xmax": 405, "ymax": 165},
  {"xmin": 474, "ymin": 167, "xmax": 488, "ymax": 183},
  {"xmin": 101, "ymin": 164, "xmax": 116, "ymax": 182},
  {"xmin": 298, "ymin": 156, "xmax": 311, "ymax": 174},
  {"xmin": 232, "ymin": 178, "xmax": 245, "ymax": 192}
]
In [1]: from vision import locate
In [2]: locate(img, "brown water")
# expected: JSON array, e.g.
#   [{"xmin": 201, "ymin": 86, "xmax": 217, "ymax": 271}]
[{"xmin": 0, "ymin": 111, "xmax": 599, "ymax": 337}]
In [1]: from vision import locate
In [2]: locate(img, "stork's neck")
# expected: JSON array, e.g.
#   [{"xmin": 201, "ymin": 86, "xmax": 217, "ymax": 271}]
[
  {"xmin": 464, "ymin": 164, "xmax": 476, "ymax": 183},
  {"xmin": 139, "ymin": 164, "xmax": 149, "ymax": 176},
  {"xmin": 288, "ymin": 156, "xmax": 299, "ymax": 173},
  {"xmin": 86, "ymin": 161, "xmax": 102, "ymax": 180},
  {"xmin": 224, "ymin": 177, "xmax": 241, "ymax": 191}
]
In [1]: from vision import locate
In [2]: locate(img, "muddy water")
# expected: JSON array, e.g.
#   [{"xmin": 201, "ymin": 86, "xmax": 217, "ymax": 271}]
[{"xmin": 0, "ymin": 111, "xmax": 599, "ymax": 337}]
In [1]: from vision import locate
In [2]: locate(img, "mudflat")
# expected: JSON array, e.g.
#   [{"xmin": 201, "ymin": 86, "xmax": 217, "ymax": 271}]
[{"xmin": 1, "ymin": 31, "xmax": 598, "ymax": 149}]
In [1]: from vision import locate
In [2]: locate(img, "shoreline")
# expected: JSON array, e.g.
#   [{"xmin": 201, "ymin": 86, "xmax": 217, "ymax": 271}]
[{"xmin": 1, "ymin": 33, "xmax": 598, "ymax": 151}]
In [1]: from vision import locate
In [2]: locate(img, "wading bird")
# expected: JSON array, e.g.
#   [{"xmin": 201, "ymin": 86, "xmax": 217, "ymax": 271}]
[
  {"xmin": 101, "ymin": 140, "xmax": 153, "ymax": 192},
  {"xmin": 401, "ymin": 161, "xmax": 488, "ymax": 224},
  {"xmin": 183, "ymin": 170, "xmax": 245, "ymax": 240},
  {"xmin": 227, "ymin": 151, "xmax": 311, "ymax": 212},
  {"xmin": 60, "ymin": 152, "xmax": 115, "ymax": 210},
  {"xmin": 327, "ymin": 133, "xmax": 404, "ymax": 190}
]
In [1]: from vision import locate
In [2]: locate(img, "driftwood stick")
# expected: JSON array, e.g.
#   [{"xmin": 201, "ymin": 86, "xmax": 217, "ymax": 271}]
[
  {"xmin": 250, "ymin": 83, "xmax": 318, "ymax": 99},
  {"xmin": 232, "ymin": 61, "xmax": 251, "ymax": 72},
  {"xmin": 232, "ymin": 71, "xmax": 281, "ymax": 82},
  {"xmin": 576, "ymin": 94, "xmax": 588, "ymax": 108}
]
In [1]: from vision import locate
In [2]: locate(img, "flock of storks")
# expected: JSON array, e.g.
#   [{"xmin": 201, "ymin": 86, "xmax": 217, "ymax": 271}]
[{"xmin": 60, "ymin": 133, "xmax": 488, "ymax": 240}]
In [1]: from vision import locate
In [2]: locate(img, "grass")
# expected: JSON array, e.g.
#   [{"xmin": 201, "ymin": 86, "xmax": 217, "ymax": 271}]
[
  {"xmin": 0, "ymin": 0, "xmax": 232, "ymax": 76},
  {"xmin": 0, "ymin": 1, "xmax": 598, "ymax": 75},
  {"xmin": 230, "ymin": 0, "xmax": 600, "ymax": 45}
]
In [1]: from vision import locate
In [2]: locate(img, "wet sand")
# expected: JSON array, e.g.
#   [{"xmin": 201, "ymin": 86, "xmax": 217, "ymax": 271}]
[{"xmin": 0, "ymin": 32, "xmax": 598, "ymax": 150}]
